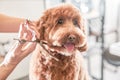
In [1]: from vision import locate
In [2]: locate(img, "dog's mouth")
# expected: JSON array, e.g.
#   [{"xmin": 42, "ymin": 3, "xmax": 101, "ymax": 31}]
[{"xmin": 63, "ymin": 43, "xmax": 75, "ymax": 52}]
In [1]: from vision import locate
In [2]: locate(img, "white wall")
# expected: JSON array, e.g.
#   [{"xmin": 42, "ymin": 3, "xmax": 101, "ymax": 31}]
[
  {"xmin": 0, "ymin": 0, "xmax": 45, "ymax": 20},
  {"xmin": 104, "ymin": 0, "xmax": 120, "ymax": 45}
]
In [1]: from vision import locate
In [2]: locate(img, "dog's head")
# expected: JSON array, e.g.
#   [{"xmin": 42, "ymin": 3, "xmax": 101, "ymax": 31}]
[{"xmin": 35, "ymin": 4, "xmax": 87, "ymax": 55}]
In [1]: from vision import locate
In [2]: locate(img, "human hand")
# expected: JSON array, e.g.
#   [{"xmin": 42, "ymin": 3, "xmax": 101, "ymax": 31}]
[{"xmin": 3, "ymin": 20, "xmax": 37, "ymax": 65}]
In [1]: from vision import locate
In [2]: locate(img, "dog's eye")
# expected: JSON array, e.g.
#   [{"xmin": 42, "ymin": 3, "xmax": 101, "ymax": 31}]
[
  {"xmin": 73, "ymin": 19, "xmax": 78, "ymax": 25},
  {"xmin": 57, "ymin": 19, "xmax": 64, "ymax": 24}
]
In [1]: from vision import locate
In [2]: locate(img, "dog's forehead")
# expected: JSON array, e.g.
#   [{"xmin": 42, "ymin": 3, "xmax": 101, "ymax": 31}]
[{"xmin": 45, "ymin": 4, "xmax": 81, "ymax": 18}]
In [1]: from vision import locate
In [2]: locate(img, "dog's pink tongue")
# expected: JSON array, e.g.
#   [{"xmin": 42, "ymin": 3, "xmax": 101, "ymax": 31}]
[{"xmin": 64, "ymin": 43, "xmax": 75, "ymax": 52}]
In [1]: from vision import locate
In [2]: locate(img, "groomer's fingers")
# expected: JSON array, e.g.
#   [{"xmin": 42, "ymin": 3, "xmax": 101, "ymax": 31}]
[
  {"xmin": 26, "ymin": 22, "xmax": 37, "ymax": 40},
  {"xmin": 13, "ymin": 41, "xmax": 37, "ymax": 59},
  {"xmin": 25, "ymin": 29, "xmax": 32, "ymax": 40},
  {"xmin": 26, "ymin": 21, "xmax": 39, "ymax": 39},
  {"xmin": 19, "ymin": 21, "xmax": 36, "ymax": 40},
  {"xmin": 18, "ymin": 23, "xmax": 25, "ymax": 39}
]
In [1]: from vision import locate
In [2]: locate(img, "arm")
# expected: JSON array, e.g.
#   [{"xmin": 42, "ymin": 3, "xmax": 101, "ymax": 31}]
[
  {"xmin": 0, "ymin": 21, "xmax": 37, "ymax": 80},
  {"xmin": 0, "ymin": 13, "xmax": 25, "ymax": 32},
  {"xmin": 0, "ymin": 42, "xmax": 36, "ymax": 80},
  {"xmin": 0, "ymin": 60, "xmax": 18, "ymax": 80}
]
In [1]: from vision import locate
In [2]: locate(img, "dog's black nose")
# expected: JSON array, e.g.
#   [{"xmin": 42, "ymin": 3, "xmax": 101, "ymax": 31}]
[{"xmin": 68, "ymin": 34, "xmax": 76, "ymax": 42}]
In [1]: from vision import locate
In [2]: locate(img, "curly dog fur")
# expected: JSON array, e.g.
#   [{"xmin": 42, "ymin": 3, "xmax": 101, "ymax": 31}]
[{"xmin": 29, "ymin": 4, "xmax": 89, "ymax": 80}]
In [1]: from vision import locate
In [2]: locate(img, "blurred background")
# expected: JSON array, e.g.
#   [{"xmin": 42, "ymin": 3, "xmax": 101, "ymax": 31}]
[{"xmin": 0, "ymin": 0, "xmax": 120, "ymax": 80}]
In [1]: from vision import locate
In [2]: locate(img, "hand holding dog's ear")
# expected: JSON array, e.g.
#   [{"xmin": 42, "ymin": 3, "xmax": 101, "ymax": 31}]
[{"xmin": 17, "ymin": 20, "xmax": 37, "ymax": 56}]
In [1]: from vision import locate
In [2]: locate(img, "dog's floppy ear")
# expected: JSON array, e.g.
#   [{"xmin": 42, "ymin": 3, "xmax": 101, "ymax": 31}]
[
  {"xmin": 35, "ymin": 9, "xmax": 53, "ymax": 41},
  {"xmin": 78, "ymin": 18, "xmax": 88, "ymax": 52},
  {"xmin": 78, "ymin": 43, "xmax": 87, "ymax": 52},
  {"xmin": 80, "ymin": 17, "xmax": 86, "ymax": 34},
  {"xmin": 35, "ymin": 20, "xmax": 45, "ymax": 40}
]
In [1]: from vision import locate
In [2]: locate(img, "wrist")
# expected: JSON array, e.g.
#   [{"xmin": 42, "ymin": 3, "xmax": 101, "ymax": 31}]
[{"xmin": 2, "ymin": 55, "xmax": 22, "ymax": 66}]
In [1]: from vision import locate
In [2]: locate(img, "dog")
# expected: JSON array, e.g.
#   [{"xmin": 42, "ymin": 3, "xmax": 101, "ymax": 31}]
[{"xmin": 29, "ymin": 4, "xmax": 89, "ymax": 80}]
